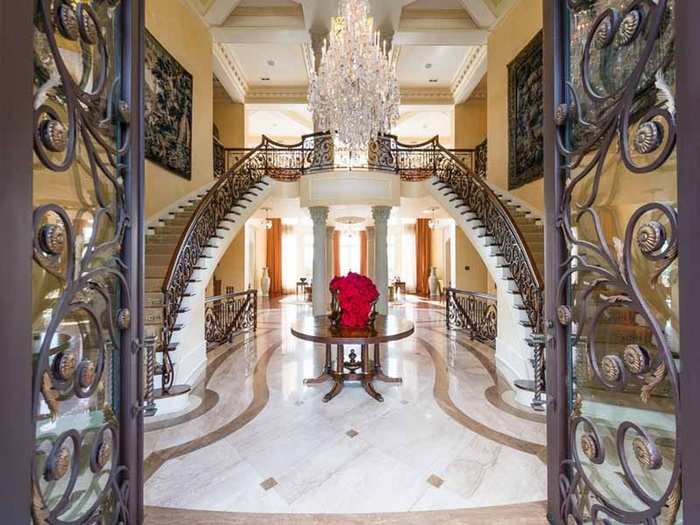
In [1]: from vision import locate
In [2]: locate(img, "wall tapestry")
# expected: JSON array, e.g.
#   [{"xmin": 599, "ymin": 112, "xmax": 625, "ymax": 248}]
[
  {"xmin": 145, "ymin": 30, "xmax": 192, "ymax": 179},
  {"xmin": 507, "ymin": 31, "xmax": 543, "ymax": 190}
]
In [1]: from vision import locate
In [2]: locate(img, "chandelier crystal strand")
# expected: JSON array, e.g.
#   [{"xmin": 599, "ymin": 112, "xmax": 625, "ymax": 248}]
[{"xmin": 308, "ymin": 0, "xmax": 400, "ymax": 151}]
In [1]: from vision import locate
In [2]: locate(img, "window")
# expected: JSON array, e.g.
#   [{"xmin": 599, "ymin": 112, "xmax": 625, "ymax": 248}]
[{"xmin": 339, "ymin": 231, "xmax": 361, "ymax": 275}]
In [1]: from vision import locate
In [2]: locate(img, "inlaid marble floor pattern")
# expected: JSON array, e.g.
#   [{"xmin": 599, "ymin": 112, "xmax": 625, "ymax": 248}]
[{"xmin": 144, "ymin": 296, "xmax": 547, "ymax": 517}]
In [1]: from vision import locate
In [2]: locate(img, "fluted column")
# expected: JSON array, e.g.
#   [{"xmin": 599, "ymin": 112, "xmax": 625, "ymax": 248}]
[
  {"xmin": 372, "ymin": 206, "xmax": 391, "ymax": 315},
  {"xmin": 326, "ymin": 225, "xmax": 335, "ymax": 283},
  {"xmin": 310, "ymin": 206, "xmax": 329, "ymax": 316},
  {"xmin": 366, "ymin": 226, "xmax": 375, "ymax": 281}
]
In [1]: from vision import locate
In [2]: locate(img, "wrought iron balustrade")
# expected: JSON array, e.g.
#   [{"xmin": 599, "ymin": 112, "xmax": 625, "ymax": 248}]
[
  {"xmin": 160, "ymin": 141, "xmax": 272, "ymax": 382},
  {"xmin": 446, "ymin": 288, "xmax": 497, "ymax": 347},
  {"xmin": 218, "ymin": 132, "xmax": 477, "ymax": 179},
  {"xmin": 199, "ymin": 132, "xmax": 542, "ymax": 401},
  {"xmin": 205, "ymin": 289, "xmax": 257, "ymax": 346},
  {"xmin": 213, "ymin": 136, "xmax": 225, "ymax": 179}
]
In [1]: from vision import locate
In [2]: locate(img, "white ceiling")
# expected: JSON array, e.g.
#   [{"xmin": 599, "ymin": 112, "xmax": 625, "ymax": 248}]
[
  {"xmin": 244, "ymin": 103, "xmax": 453, "ymax": 146},
  {"xmin": 227, "ymin": 43, "xmax": 308, "ymax": 86},
  {"xmin": 394, "ymin": 105, "xmax": 454, "ymax": 146},
  {"xmin": 246, "ymin": 104, "xmax": 312, "ymax": 144},
  {"xmin": 397, "ymin": 45, "xmax": 474, "ymax": 87}
]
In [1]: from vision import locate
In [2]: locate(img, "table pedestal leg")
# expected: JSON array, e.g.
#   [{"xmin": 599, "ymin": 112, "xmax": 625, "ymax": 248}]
[
  {"xmin": 362, "ymin": 344, "xmax": 384, "ymax": 402},
  {"xmin": 372, "ymin": 344, "xmax": 403, "ymax": 383},
  {"xmin": 303, "ymin": 344, "xmax": 333, "ymax": 385},
  {"xmin": 323, "ymin": 344, "xmax": 345, "ymax": 402}
]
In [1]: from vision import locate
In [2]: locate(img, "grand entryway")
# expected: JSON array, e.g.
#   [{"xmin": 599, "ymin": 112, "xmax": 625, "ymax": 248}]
[{"xmin": 4, "ymin": 0, "xmax": 700, "ymax": 524}]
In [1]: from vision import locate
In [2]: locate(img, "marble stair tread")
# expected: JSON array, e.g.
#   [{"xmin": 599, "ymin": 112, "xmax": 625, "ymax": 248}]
[
  {"xmin": 146, "ymin": 244, "xmax": 178, "ymax": 255},
  {"xmin": 146, "ymin": 265, "xmax": 176, "ymax": 278},
  {"xmin": 147, "ymin": 234, "xmax": 185, "ymax": 243},
  {"xmin": 145, "ymin": 292, "xmax": 165, "ymax": 307},
  {"xmin": 144, "ymin": 307, "xmax": 165, "ymax": 325},
  {"xmin": 146, "ymin": 278, "xmax": 164, "ymax": 293}
]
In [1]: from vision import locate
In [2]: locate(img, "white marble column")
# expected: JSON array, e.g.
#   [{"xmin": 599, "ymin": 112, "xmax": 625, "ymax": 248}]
[
  {"xmin": 372, "ymin": 206, "xmax": 391, "ymax": 315},
  {"xmin": 310, "ymin": 206, "xmax": 329, "ymax": 316},
  {"xmin": 326, "ymin": 225, "xmax": 335, "ymax": 283},
  {"xmin": 366, "ymin": 226, "xmax": 375, "ymax": 281}
]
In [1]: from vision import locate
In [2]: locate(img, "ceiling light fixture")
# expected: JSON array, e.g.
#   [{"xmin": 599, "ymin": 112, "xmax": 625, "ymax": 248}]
[
  {"xmin": 307, "ymin": 0, "xmax": 400, "ymax": 151},
  {"xmin": 427, "ymin": 207, "xmax": 440, "ymax": 230},
  {"xmin": 262, "ymin": 208, "xmax": 273, "ymax": 230}
]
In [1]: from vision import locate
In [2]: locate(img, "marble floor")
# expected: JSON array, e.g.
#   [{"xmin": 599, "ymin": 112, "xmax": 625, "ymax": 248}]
[{"xmin": 144, "ymin": 296, "xmax": 547, "ymax": 522}]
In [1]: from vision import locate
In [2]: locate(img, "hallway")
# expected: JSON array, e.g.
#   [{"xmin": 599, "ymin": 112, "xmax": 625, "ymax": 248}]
[{"xmin": 143, "ymin": 297, "xmax": 546, "ymax": 520}]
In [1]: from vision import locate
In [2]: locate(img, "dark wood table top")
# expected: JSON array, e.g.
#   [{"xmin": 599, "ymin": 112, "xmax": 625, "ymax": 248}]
[{"xmin": 291, "ymin": 315, "xmax": 414, "ymax": 345}]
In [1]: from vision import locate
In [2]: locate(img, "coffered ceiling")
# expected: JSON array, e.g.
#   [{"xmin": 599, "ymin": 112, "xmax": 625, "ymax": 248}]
[{"xmin": 187, "ymin": 0, "xmax": 514, "ymax": 106}]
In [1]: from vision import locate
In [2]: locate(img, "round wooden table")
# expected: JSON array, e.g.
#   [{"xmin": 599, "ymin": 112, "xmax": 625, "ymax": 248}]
[{"xmin": 291, "ymin": 315, "xmax": 414, "ymax": 402}]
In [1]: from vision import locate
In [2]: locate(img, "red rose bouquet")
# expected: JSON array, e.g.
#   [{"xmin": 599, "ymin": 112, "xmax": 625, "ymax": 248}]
[{"xmin": 329, "ymin": 272, "xmax": 380, "ymax": 328}]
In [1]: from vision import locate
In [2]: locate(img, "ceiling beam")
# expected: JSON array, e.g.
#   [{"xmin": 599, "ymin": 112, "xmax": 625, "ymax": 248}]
[
  {"xmin": 213, "ymin": 43, "xmax": 247, "ymax": 103},
  {"xmin": 458, "ymin": 0, "xmax": 496, "ymax": 29},
  {"xmin": 204, "ymin": 0, "xmax": 242, "ymax": 26},
  {"xmin": 394, "ymin": 29, "xmax": 488, "ymax": 46},
  {"xmin": 451, "ymin": 45, "xmax": 487, "ymax": 103},
  {"xmin": 211, "ymin": 27, "xmax": 311, "ymax": 44}
]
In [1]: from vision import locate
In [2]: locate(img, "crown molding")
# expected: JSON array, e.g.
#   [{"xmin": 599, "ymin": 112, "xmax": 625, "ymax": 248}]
[
  {"xmin": 213, "ymin": 43, "xmax": 248, "ymax": 103},
  {"xmin": 246, "ymin": 85, "xmax": 308, "ymax": 104},
  {"xmin": 229, "ymin": 6, "xmax": 303, "ymax": 17},
  {"xmin": 401, "ymin": 9, "xmax": 472, "ymax": 20},
  {"xmin": 400, "ymin": 87, "xmax": 454, "ymax": 105},
  {"xmin": 451, "ymin": 45, "xmax": 487, "ymax": 103}
]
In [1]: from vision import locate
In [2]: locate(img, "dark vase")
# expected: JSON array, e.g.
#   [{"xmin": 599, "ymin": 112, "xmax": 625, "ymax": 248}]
[
  {"xmin": 328, "ymin": 287, "xmax": 342, "ymax": 330},
  {"xmin": 366, "ymin": 299, "xmax": 378, "ymax": 329}
]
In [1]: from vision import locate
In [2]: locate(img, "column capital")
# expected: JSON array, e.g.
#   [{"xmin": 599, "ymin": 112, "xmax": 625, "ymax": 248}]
[
  {"xmin": 309, "ymin": 206, "xmax": 329, "ymax": 224},
  {"xmin": 371, "ymin": 206, "xmax": 392, "ymax": 224}
]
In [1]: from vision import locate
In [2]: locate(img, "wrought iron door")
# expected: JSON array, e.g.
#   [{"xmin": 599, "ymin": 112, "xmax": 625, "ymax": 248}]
[
  {"xmin": 21, "ymin": 0, "xmax": 144, "ymax": 522},
  {"xmin": 543, "ymin": 0, "xmax": 700, "ymax": 523}
]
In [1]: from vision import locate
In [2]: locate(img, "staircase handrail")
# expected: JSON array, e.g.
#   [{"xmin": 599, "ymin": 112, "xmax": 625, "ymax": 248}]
[
  {"xmin": 427, "ymin": 136, "xmax": 544, "ymax": 331},
  {"xmin": 160, "ymin": 137, "xmax": 273, "ymax": 353}
]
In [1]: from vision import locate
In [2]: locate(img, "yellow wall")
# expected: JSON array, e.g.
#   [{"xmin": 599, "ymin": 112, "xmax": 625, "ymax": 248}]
[
  {"xmin": 214, "ymin": 229, "xmax": 246, "ymax": 292},
  {"xmin": 214, "ymin": 101, "xmax": 246, "ymax": 148},
  {"xmin": 455, "ymin": 98, "xmax": 487, "ymax": 150},
  {"xmin": 145, "ymin": 0, "xmax": 213, "ymax": 217},
  {"xmin": 487, "ymin": 0, "xmax": 544, "ymax": 212},
  {"xmin": 455, "ymin": 228, "xmax": 488, "ymax": 293}
]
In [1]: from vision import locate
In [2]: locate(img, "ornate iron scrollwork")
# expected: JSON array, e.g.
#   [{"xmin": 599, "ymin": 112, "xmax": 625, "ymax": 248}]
[
  {"xmin": 446, "ymin": 288, "xmax": 497, "ymax": 347},
  {"xmin": 31, "ymin": 0, "xmax": 133, "ymax": 521},
  {"xmin": 557, "ymin": 1, "xmax": 680, "ymax": 522},
  {"xmin": 204, "ymin": 289, "xmax": 258, "ymax": 345}
]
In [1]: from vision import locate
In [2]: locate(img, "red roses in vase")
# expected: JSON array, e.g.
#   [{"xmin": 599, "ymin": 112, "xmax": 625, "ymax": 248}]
[{"xmin": 329, "ymin": 272, "xmax": 380, "ymax": 328}]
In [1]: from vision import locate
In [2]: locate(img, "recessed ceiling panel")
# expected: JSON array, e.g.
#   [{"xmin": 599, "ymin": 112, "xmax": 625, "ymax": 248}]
[
  {"xmin": 397, "ymin": 45, "xmax": 471, "ymax": 87},
  {"xmin": 227, "ymin": 43, "xmax": 308, "ymax": 86}
]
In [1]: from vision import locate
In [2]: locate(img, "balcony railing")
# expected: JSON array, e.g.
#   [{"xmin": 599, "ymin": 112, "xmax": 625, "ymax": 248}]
[
  {"xmin": 445, "ymin": 288, "xmax": 497, "ymax": 348},
  {"xmin": 215, "ymin": 132, "xmax": 479, "ymax": 180},
  {"xmin": 204, "ymin": 289, "xmax": 257, "ymax": 346}
]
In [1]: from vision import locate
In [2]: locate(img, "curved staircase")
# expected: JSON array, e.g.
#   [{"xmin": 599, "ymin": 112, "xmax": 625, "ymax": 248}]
[
  {"xmin": 144, "ymin": 141, "xmax": 276, "ymax": 412},
  {"xmin": 143, "ymin": 132, "xmax": 547, "ymax": 411}
]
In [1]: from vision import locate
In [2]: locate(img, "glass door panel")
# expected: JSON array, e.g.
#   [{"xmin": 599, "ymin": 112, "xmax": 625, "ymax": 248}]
[
  {"xmin": 31, "ymin": 0, "xmax": 133, "ymax": 522},
  {"xmin": 557, "ymin": 1, "xmax": 680, "ymax": 523}
]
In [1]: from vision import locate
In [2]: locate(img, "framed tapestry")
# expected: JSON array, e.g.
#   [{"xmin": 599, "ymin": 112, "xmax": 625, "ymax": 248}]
[
  {"xmin": 144, "ymin": 30, "xmax": 192, "ymax": 179},
  {"xmin": 507, "ymin": 31, "xmax": 543, "ymax": 190}
]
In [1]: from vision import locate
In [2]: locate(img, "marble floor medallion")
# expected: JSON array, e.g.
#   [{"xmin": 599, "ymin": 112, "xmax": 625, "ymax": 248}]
[{"xmin": 144, "ymin": 296, "xmax": 547, "ymax": 518}]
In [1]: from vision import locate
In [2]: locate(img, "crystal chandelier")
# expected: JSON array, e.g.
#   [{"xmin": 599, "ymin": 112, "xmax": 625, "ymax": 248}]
[{"xmin": 307, "ymin": 0, "xmax": 400, "ymax": 151}]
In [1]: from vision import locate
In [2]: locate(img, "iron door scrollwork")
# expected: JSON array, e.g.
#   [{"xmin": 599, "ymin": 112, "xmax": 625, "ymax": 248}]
[
  {"xmin": 555, "ymin": 1, "xmax": 680, "ymax": 523},
  {"xmin": 31, "ymin": 0, "xmax": 139, "ymax": 522}
]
